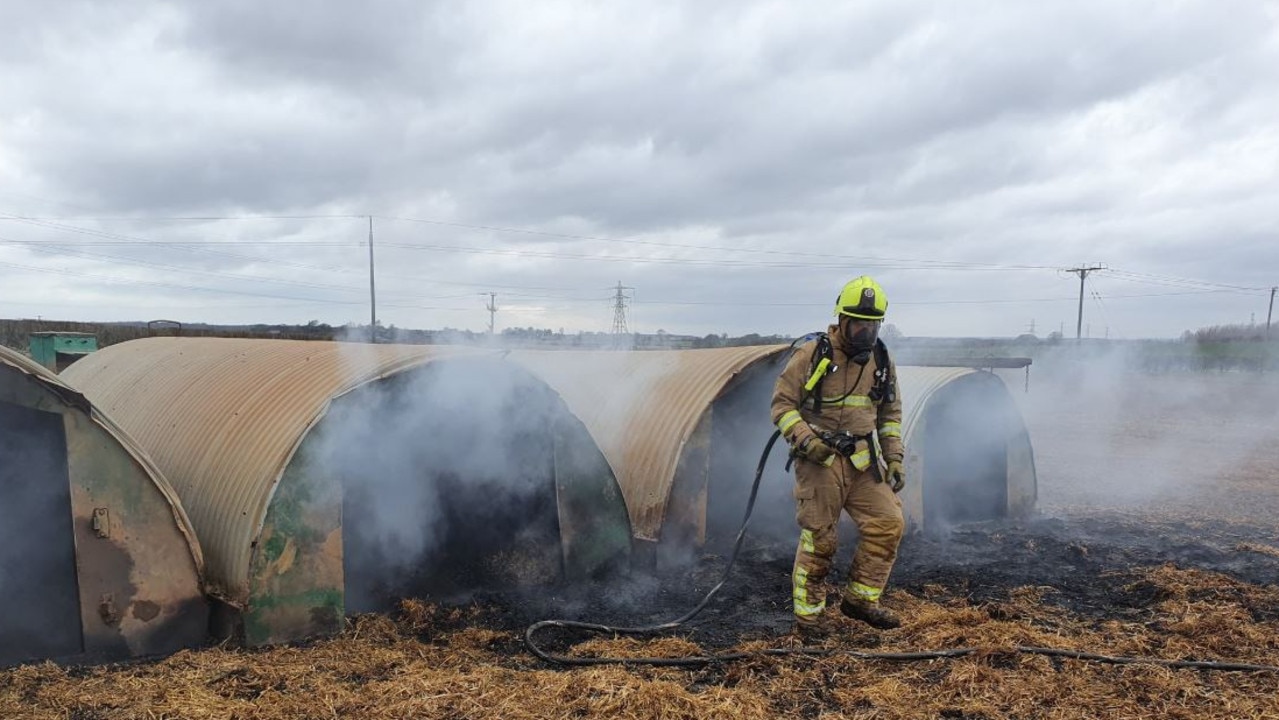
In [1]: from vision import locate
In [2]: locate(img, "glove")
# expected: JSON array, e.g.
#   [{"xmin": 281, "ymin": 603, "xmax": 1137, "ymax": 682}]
[
  {"xmin": 884, "ymin": 457, "xmax": 905, "ymax": 493},
  {"xmin": 800, "ymin": 436, "xmax": 837, "ymax": 467}
]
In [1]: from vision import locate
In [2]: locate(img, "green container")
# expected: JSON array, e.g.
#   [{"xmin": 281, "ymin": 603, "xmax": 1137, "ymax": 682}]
[{"xmin": 29, "ymin": 332, "xmax": 98, "ymax": 372}]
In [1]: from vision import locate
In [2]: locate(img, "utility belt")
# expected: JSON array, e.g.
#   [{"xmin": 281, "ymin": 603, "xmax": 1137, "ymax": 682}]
[
  {"xmin": 786, "ymin": 427, "xmax": 882, "ymax": 478},
  {"xmin": 819, "ymin": 430, "xmax": 880, "ymax": 477}
]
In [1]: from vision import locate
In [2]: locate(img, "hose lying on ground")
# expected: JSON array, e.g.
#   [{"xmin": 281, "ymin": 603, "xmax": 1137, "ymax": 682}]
[
  {"xmin": 524, "ymin": 430, "xmax": 785, "ymax": 662},
  {"xmin": 523, "ymin": 431, "xmax": 1279, "ymax": 674}
]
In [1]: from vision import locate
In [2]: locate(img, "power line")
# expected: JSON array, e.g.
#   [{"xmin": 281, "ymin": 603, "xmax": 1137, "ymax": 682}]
[
  {"xmin": 3, "ymin": 211, "xmax": 1269, "ymax": 292},
  {"xmin": 0, "ymin": 213, "xmax": 352, "ymax": 246},
  {"xmin": 9, "ymin": 237, "xmax": 369, "ymax": 295},
  {"xmin": 1106, "ymin": 268, "xmax": 1268, "ymax": 293},
  {"xmin": 629, "ymin": 288, "xmax": 1230, "ymax": 308},
  {"xmin": 3, "ymin": 211, "xmax": 1271, "ymax": 333},
  {"xmin": 5, "ymin": 212, "xmax": 1055, "ymax": 284},
  {"xmin": 0, "ymin": 258, "xmax": 478, "ymax": 312},
  {"xmin": 377, "ymin": 214, "xmax": 1057, "ymax": 271},
  {"xmin": 0, "ymin": 214, "xmax": 608, "ymax": 294},
  {"xmin": 4, "ymin": 211, "xmax": 1061, "ymax": 272},
  {"xmin": 378, "ymin": 240, "xmax": 1053, "ymax": 270},
  {"xmin": 1088, "ymin": 276, "xmax": 1115, "ymax": 339},
  {"xmin": 0, "ymin": 213, "xmax": 362, "ymax": 221},
  {"xmin": 0, "ymin": 234, "xmax": 490, "ymax": 304}
]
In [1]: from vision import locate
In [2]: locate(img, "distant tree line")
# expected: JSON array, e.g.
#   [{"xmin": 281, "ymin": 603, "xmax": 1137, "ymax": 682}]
[
  {"xmin": 5, "ymin": 317, "xmax": 1271, "ymax": 372},
  {"xmin": 0, "ymin": 318, "xmax": 336, "ymax": 354},
  {"xmin": 1181, "ymin": 323, "xmax": 1273, "ymax": 343}
]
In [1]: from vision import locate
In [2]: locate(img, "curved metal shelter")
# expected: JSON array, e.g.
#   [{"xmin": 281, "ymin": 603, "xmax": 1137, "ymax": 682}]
[
  {"xmin": 895, "ymin": 366, "xmax": 1038, "ymax": 532},
  {"xmin": 508, "ymin": 346, "xmax": 789, "ymax": 562},
  {"xmin": 512, "ymin": 347, "xmax": 1037, "ymax": 564},
  {"xmin": 0, "ymin": 345, "xmax": 206, "ymax": 666},
  {"xmin": 64, "ymin": 338, "xmax": 631, "ymax": 645},
  {"xmin": 708, "ymin": 362, "xmax": 1038, "ymax": 547}
]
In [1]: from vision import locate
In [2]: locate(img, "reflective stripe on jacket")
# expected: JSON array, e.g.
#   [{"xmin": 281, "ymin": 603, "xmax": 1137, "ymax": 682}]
[{"xmin": 770, "ymin": 325, "xmax": 904, "ymax": 461}]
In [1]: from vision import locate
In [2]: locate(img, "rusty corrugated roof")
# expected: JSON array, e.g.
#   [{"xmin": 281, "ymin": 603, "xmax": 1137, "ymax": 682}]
[
  {"xmin": 62, "ymin": 337, "xmax": 479, "ymax": 600},
  {"xmin": 0, "ymin": 344, "xmax": 205, "ymax": 576},
  {"xmin": 509, "ymin": 346, "xmax": 788, "ymax": 541}
]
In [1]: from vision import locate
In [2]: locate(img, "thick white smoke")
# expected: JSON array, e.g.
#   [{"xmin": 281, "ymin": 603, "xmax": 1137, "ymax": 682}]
[
  {"xmin": 1014, "ymin": 343, "xmax": 1279, "ymax": 522},
  {"xmin": 312, "ymin": 349, "xmax": 573, "ymax": 612}
]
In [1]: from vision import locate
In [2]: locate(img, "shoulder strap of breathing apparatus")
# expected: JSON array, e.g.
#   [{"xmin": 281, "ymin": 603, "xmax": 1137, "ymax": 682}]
[{"xmin": 800, "ymin": 334, "xmax": 895, "ymax": 412}]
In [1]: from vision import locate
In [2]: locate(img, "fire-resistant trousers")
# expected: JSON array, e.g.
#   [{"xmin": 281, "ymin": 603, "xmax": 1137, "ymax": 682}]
[{"xmin": 792, "ymin": 455, "xmax": 904, "ymax": 622}]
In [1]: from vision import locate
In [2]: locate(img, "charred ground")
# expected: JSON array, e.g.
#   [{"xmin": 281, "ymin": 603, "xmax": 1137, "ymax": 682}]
[{"xmin": 423, "ymin": 509, "xmax": 1279, "ymax": 653}]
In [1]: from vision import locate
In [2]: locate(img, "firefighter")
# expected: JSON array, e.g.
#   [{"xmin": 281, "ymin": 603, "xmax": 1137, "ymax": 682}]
[{"xmin": 771, "ymin": 275, "xmax": 906, "ymax": 637}]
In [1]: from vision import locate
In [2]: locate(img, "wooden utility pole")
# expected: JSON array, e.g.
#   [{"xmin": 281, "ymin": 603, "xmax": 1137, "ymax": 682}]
[
  {"xmin": 368, "ymin": 216, "xmax": 377, "ymax": 343},
  {"xmin": 1268, "ymin": 286, "xmax": 1276, "ymax": 339},
  {"xmin": 484, "ymin": 292, "xmax": 498, "ymax": 334},
  {"xmin": 1065, "ymin": 264, "xmax": 1106, "ymax": 341}
]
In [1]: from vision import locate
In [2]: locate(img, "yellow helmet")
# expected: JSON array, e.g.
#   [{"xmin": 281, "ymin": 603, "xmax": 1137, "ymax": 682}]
[{"xmin": 834, "ymin": 276, "xmax": 888, "ymax": 320}]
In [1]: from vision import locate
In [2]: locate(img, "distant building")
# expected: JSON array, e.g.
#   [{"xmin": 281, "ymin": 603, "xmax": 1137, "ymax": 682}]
[{"xmin": 28, "ymin": 332, "xmax": 98, "ymax": 372}]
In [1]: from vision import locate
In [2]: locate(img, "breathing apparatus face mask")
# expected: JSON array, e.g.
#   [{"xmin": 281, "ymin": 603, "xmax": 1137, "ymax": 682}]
[{"xmin": 840, "ymin": 317, "xmax": 881, "ymax": 365}]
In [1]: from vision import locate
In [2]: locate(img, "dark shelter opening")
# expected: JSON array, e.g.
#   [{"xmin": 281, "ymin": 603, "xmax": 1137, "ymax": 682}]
[
  {"xmin": 922, "ymin": 373, "xmax": 1015, "ymax": 531},
  {"xmin": 0, "ymin": 401, "xmax": 82, "ymax": 665},
  {"xmin": 324, "ymin": 360, "xmax": 626, "ymax": 614},
  {"xmin": 705, "ymin": 364, "xmax": 1032, "ymax": 554},
  {"xmin": 706, "ymin": 357, "xmax": 793, "ymax": 549}
]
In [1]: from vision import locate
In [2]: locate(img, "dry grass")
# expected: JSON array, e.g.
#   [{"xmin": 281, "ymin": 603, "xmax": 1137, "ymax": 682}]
[
  {"xmin": 3, "ymin": 566, "xmax": 1277, "ymax": 720},
  {"xmin": 1236, "ymin": 542, "xmax": 1279, "ymax": 559}
]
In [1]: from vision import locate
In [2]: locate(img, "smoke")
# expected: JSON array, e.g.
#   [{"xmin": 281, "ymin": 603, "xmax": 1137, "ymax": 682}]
[
  {"xmin": 707, "ymin": 356, "xmax": 795, "ymax": 548},
  {"xmin": 0, "ymin": 398, "xmax": 82, "ymax": 665},
  {"xmin": 1013, "ymin": 343, "xmax": 1279, "ymax": 523},
  {"xmin": 308, "ymin": 350, "xmax": 574, "ymax": 612}
]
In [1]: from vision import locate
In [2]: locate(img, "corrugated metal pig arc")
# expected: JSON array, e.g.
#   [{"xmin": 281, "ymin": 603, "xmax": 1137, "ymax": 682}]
[
  {"xmin": 509, "ymin": 346, "xmax": 789, "ymax": 543},
  {"xmin": 64, "ymin": 338, "xmax": 633, "ymax": 645},
  {"xmin": 510, "ymin": 347, "xmax": 1038, "ymax": 561},
  {"xmin": 0, "ymin": 345, "xmax": 207, "ymax": 666}
]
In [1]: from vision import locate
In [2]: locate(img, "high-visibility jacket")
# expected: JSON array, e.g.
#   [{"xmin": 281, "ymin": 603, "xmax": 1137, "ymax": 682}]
[{"xmin": 770, "ymin": 325, "xmax": 904, "ymax": 467}]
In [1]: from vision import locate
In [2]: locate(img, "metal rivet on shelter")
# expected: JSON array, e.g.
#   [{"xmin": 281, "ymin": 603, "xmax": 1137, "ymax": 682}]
[
  {"xmin": 63, "ymin": 337, "xmax": 632, "ymax": 646},
  {"xmin": 0, "ymin": 345, "xmax": 207, "ymax": 667},
  {"xmin": 511, "ymin": 347, "xmax": 1038, "ymax": 565}
]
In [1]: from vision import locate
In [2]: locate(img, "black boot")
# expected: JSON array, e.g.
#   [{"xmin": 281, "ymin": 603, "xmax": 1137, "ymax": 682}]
[{"xmin": 839, "ymin": 598, "xmax": 901, "ymax": 630}]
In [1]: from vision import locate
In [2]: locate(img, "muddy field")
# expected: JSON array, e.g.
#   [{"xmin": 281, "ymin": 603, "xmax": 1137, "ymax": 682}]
[{"xmin": 3, "ymin": 370, "xmax": 1278, "ymax": 719}]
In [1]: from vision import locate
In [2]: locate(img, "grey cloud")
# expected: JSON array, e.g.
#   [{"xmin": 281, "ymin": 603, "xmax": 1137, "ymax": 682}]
[{"xmin": 0, "ymin": 0, "xmax": 1275, "ymax": 337}]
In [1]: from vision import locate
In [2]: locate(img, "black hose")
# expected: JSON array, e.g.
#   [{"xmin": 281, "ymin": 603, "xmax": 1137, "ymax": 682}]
[
  {"xmin": 524, "ymin": 430, "xmax": 784, "ymax": 662},
  {"xmin": 522, "ymin": 431, "xmax": 1279, "ymax": 675},
  {"xmin": 1014, "ymin": 647, "xmax": 1279, "ymax": 673}
]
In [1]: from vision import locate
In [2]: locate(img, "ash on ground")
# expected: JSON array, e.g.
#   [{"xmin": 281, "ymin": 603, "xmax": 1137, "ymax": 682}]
[{"xmin": 395, "ymin": 509, "xmax": 1279, "ymax": 650}]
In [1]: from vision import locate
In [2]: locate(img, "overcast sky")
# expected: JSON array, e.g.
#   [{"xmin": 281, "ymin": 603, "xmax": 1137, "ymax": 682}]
[{"xmin": 1, "ymin": 0, "xmax": 1276, "ymax": 338}]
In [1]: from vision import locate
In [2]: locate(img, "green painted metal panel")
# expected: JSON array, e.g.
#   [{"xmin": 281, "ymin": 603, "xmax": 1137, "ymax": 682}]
[
  {"xmin": 54, "ymin": 335, "xmax": 98, "ymax": 353},
  {"xmin": 244, "ymin": 439, "xmax": 343, "ymax": 646},
  {"xmin": 28, "ymin": 333, "xmax": 97, "ymax": 371},
  {"xmin": 553, "ymin": 410, "xmax": 634, "ymax": 577},
  {"xmin": 29, "ymin": 335, "xmax": 54, "ymax": 369}
]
